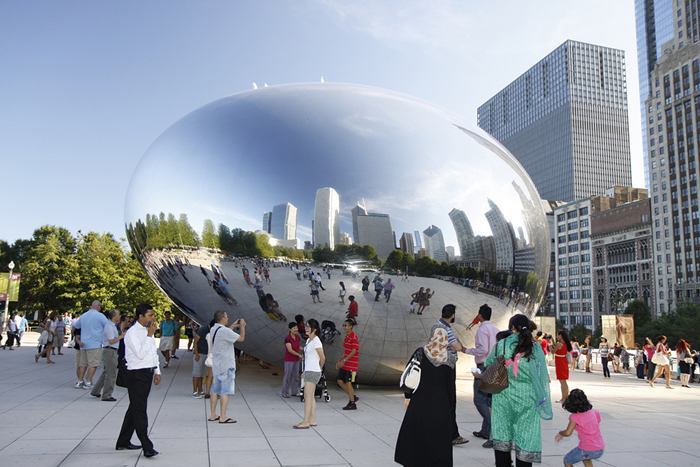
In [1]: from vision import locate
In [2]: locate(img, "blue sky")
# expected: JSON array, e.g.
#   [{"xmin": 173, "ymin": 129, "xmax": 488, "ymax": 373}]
[{"xmin": 0, "ymin": 0, "xmax": 642, "ymax": 244}]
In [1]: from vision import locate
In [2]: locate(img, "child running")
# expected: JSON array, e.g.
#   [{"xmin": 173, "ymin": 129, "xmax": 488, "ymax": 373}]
[{"xmin": 555, "ymin": 389, "xmax": 604, "ymax": 467}]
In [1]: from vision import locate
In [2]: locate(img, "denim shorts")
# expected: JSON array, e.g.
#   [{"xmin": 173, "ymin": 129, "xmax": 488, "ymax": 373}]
[
  {"xmin": 564, "ymin": 447, "xmax": 604, "ymax": 464},
  {"xmin": 211, "ymin": 368, "xmax": 236, "ymax": 396}
]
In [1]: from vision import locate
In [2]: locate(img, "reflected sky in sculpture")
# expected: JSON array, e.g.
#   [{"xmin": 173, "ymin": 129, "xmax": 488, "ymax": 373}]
[{"xmin": 125, "ymin": 83, "xmax": 549, "ymax": 384}]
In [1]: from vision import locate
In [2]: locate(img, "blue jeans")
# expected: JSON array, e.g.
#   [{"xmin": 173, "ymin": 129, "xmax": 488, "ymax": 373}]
[
  {"xmin": 473, "ymin": 363, "xmax": 492, "ymax": 436},
  {"xmin": 564, "ymin": 447, "xmax": 604, "ymax": 464}
]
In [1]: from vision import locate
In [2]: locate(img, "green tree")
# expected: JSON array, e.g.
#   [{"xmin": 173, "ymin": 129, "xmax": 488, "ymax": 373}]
[
  {"xmin": 201, "ymin": 219, "xmax": 220, "ymax": 249},
  {"xmin": 385, "ymin": 249, "xmax": 404, "ymax": 271},
  {"xmin": 625, "ymin": 299, "xmax": 651, "ymax": 326},
  {"xmin": 177, "ymin": 214, "xmax": 199, "ymax": 246}
]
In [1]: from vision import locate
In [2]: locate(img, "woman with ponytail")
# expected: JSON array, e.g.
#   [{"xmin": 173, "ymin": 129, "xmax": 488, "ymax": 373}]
[{"xmin": 485, "ymin": 314, "xmax": 552, "ymax": 467}]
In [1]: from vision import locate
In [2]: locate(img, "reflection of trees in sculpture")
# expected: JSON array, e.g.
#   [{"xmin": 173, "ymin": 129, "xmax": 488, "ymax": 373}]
[{"xmin": 311, "ymin": 244, "xmax": 378, "ymax": 264}]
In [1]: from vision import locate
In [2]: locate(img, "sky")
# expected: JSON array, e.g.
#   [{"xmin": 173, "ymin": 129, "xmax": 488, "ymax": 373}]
[{"xmin": 0, "ymin": 0, "xmax": 643, "ymax": 245}]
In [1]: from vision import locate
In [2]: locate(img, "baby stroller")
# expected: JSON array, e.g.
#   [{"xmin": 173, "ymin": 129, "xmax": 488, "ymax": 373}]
[{"xmin": 299, "ymin": 366, "xmax": 331, "ymax": 403}]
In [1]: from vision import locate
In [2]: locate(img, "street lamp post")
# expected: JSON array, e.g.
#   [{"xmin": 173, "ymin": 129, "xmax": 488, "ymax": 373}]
[{"xmin": 3, "ymin": 260, "xmax": 15, "ymax": 329}]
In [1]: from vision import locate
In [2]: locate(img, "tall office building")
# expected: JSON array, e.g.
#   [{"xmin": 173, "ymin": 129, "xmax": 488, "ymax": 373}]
[
  {"xmin": 448, "ymin": 208, "xmax": 475, "ymax": 259},
  {"xmin": 643, "ymin": 1, "xmax": 700, "ymax": 313},
  {"xmin": 399, "ymin": 232, "xmax": 414, "ymax": 254},
  {"xmin": 446, "ymin": 246, "xmax": 456, "ymax": 262},
  {"xmin": 485, "ymin": 200, "xmax": 516, "ymax": 271},
  {"xmin": 423, "ymin": 225, "xmax": 447, "ymax": 262},
  {"xmin": 262, "ymin": 211, "xmax": 272, "ymax": 233},
  {"xmin": 351, "ymin": 201, "xmax": 368, "ymax": 245},
  {"xmin": 477, "ymin": 40, "xmax": 632, "ymax": 201},
  {"xmin": 356, "ymin": 212, "xmax": 395, "ymax": 259},
  {"xmin": 413, "ymin": 230, "xmax": 423, "ymax": 253},
  {"xmin": 270, "ymin": 202, "xmax": 297, "ymax": 241},
  {"xmin": 313, "ymin": 187, "xmax": 340, "ymax": 249},
  {"xmin": 635, "ymin": 0, "xmax": 676, "ymax": 187}
]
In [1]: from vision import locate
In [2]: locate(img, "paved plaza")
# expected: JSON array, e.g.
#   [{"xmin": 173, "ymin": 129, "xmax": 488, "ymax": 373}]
[{"xmin": 0, "ymin": 336, "xmax": 699, "ymax": 467}]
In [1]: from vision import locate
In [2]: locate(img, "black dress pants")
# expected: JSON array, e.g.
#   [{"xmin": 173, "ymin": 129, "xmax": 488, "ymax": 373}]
[
  {"xmin": 495, "ymin": 449, "xmax": 532, "ymax": 467},
  {"xmin": 448, "ymin": 366, "xmax": 459, "ymax": 439},
  {"xmin": 117, "ymin": 368, "xmax": 154, "ymax": 450}
]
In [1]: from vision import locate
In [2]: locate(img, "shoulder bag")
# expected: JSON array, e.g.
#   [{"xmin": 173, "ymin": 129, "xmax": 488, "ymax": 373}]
[
  {"xmin": 204, "ymin": 327, "xmax": 222, "ymax": 368},
  {"xmin": 651, "ymin": 351, "xmax": 669, "ymax": 366},
  {"xmin": 399, "ymin": 347, "xmax": 423, "ymax": 393},
  {"xmin": 479, "ymin": 340, "xmax": 509, "ymax": 394}
]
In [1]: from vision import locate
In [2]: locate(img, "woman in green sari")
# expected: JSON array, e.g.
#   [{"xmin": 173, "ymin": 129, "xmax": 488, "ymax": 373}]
[{"xmin": 484, "ymin": 314, "xmax": 552, "ymax": 467}]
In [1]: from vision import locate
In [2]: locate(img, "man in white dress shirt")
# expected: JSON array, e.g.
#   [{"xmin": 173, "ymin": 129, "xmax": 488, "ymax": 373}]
[
  {"xmin": 116, "ymin": 303, "xmax": 161, "ymax": 458},
  {"xmin": 462, "ymin": 304, "xmax": 499, "ymax": 448}
]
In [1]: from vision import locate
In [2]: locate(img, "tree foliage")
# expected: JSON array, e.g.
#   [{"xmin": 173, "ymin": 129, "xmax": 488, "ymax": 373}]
[{"xmin": 2, "ymin": 225, "xmax": 170, "ymax": 317}]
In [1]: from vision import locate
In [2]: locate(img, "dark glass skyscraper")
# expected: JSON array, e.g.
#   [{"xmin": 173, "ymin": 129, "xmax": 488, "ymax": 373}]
[{"xmin": 478, "ymin": 40, "xmax": 632, "ymax": 202}]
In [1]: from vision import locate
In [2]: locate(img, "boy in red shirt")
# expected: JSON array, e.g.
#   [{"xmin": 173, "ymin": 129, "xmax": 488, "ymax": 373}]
[{"xmin": 336, "ymin": 318, "xmax": 360, "ymax": 410}]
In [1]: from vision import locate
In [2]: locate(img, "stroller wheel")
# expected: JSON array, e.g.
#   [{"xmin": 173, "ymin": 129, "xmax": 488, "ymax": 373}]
[{"xmin": 324, "ymin": 394, "xmax": 331, "ymax": 402}]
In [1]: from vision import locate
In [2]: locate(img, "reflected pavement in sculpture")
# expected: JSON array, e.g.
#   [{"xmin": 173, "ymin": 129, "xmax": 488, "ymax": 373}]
[{"xmin": 125, "ymin": 83, "xmax": 549, "ymax": 384}]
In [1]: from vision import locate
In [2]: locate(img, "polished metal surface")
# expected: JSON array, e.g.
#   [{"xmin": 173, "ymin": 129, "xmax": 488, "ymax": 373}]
[{"xmin": 125, "ymin": 83, "xmax": 549, "ymax": 384}]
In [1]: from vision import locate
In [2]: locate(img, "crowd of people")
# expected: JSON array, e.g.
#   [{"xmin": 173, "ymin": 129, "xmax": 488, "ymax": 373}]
[{"xmin": 395, "ymin": 305, "xmax": 606, "ymax": 467}]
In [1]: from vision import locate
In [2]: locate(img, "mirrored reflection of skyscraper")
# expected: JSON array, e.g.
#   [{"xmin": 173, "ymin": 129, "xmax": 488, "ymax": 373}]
[
  {"xmin": 356, "ymin": 212, "xmax": 394, "ymax": 260},
  {"xmin": 485, "ymin": 200, "xmax": 515, "ymax": 271},
  {"xmin": 262, "ymin": 211, "xmax": 272, "ymax": 233},
  {"xmin": 423, "ymin": 225, "xmax": 447, "ymax": 262},
  {"xmin": 448, "ymin": 208, "xmax": 475, "ymax": 259},
  {"xmin": 351, "ymin": 201, "xmax": 367, "ymax": 244},
  {"xmin": 313, "ymin": 187, "xmax": 340, "ymax": 249},
  {"xmin": 413, "ymin": 230, "xmax": 423, "ymax": 253},
  {"xmin": 271, "ymin": 202, "xmax": 297, "ymax": 241},
  {"xmin": 399, "ymin": 232, "xmax": 414, "ymax": 254}
]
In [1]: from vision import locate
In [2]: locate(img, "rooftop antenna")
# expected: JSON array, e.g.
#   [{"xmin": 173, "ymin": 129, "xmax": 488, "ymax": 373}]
[{"xmin": 252, "ymin": 82, "xmax": 258, "ymax": 89}]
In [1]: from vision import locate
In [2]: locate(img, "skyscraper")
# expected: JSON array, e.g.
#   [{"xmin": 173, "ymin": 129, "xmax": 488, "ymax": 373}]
[
  {"xmin": 477, "ymin": 40, "xmax": 632, "ymax": 201},
  {"xmin": 448, "ymin": 208, "xmax": 475, "ymax": 259},
  {"xmin": 635, "ymin": 0, "xmax": 676, "ymax": 187},
  {"xmin": 423, "ymin": 225, "xmax": 447, "ymax": 262},
  {"xmin": 313, "ymin": 187, "xmax": 340, "ymax": 249},
  {"xmin": 446, "ymin": 246, "xmax": 456, "ymax": 261},
  {"xmin": 642, "ymin": 1, "xmax": 700, "ymax": 314},
  {"xmin": 351, "ymin": 201, "xmax": 367, "ymax": 244},
  {"xmin": 485, "ymin": 200, "xmax": 515, "ymax": 271},
  {"xmin": 399, "ymin": 232, "xmax": 415, "ymax": 254},
  {"xmin": 413, "ymin": 230, "xmax": 423, "ymax": 253},
  {"xmin": 270, "ymin": 202, "xmax": 297, "ymax": 241},
  {"xmin": 356, "ymin": 212, "xmax": 394, "ymax": 259},
  {"xmin": 262, "ymin": 211, "xmax": 272, "ymax": 233}
]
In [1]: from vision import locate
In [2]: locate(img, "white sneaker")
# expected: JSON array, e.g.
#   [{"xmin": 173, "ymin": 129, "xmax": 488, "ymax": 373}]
[
  {"xmin": 192, "ymin": 392, "xmax": 204, "ymax": 399},
  {"xmin": 83, "ymin": 382, "xmax": 93, "ymax": 389},
  {"xmin": 74, "ymin": 381, "xmax": 84, "ymax": 389}
]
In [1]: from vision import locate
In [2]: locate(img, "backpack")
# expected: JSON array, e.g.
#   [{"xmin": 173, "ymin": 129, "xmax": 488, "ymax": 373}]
[
  {"xmin": 320, "ymin": 320, "xmax": 340, "ymax": 344},
  {"xmin": 400, "ymin": 347, "xmax": 423, "ymax": 393}
]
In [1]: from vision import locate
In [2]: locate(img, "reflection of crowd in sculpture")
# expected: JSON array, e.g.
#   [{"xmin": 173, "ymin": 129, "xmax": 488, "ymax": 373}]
[{"xmin": 461, "ymin": 278, "xmax": 535, "ymax": 313}]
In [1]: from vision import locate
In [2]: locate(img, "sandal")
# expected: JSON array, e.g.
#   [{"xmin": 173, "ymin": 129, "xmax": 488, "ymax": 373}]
[
  {"xmin": 219, "ymin": 418, "xmax": 237, "ymax": 424},
  {"xmin": 207, "ymin": 416, "xmax": 220, "ymax": 422}
]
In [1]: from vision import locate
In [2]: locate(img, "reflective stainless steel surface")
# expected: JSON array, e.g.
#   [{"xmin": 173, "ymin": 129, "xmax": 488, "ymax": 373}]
[{"xmin": 125, "ymin": 83, "xmax": 549, "ymax": 384}]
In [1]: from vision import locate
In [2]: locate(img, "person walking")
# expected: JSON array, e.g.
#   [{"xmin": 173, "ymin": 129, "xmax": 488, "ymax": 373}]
[
  {"xmin": 373, "ymin": 275, "xmax": 384, "ymax": 302},
  {"xmin": 3, "ymin": 314, "xmax": 18, "ymax": 350},
  {"xmin": 208, "ymin": 311, "xmax": 246, "ymax": 424},
  {"xmin": 417, "ymin": 288, "xmax": 434, "ymax": 315},
  {"xmin": 643, "ymin": 337, "xmax": 656, "ymax": 381},
  {"xmin": 383, "ymin": 278, "xmax": 395, "ymax": 302},
  {"xmin": 185, "ymin": 319, "xmax": 195, "ymax": 352},
  {"xmin": 555, "ymin": 389, "xmax": 605, "ymax": 467},
  {"xmin": 570, "ymin": 338, "xmax": 580, "ymax": 371},
  {"xmin": 676, "ymin": 339, "xmax": 694, "ymax": 388},
  {"xmin": 309, "ymin": 279, "xmax": 322, "ymax": 303},
  {"xmin": 171, "ymin": 314, "xmax": 182, "ymax": 361},
  {"xmin": 294, "ymin": 319, "xmax": 325, "ymax": 429},
  {"xmin": 582, "ymin": 336, "xmax": 592, "ymax": 373},
  {"xmin": 116, "ymin": 304, "xmax": 160, "ymax": 457},
  {"xmin": 486, "ymin": 314, "xmax": 552, "ymax": 467},
  {"xmin": 555, "ymin": 331, "xmax": 572, "ymax": 403},
  {"xmin": 15, "ymin": 313, "xmax": 28, "ymax": 348},
  {"xmin": 192, "ymin": 319, "xmax": 213, "ymax": 399},
  {"xmin": 280, "ymin": 322, "xmax": 302, "ymax": 398},
  {"xmin": 338, "ymin": 281, "xmax": 346, "ymax": 304},
  {"xmin": 462, "ymin": 304, "xmax": 499, "ymax": 448},
  {"xmin": 159, "ymin": 312, "xmax": 176, "ymax": 368},
  {"xmin": 648, "ymin": 335, "xmax": 673, "ymax": 389},
  {"xmin": 634, "ymin": 344, "xmax": 646, "ymax": 379},
  {"xmin": 361, "ymin": 275, "xmax": 370, "ymax": 291},
  {"xmin": 73, "ymin": 301, "xmax": 110, "ymax": 389},
  {"xmin": 599, "ymin": 338, "xmax": 610, "ymax": 378},
  {"xmin": 395, "ymin": 316, "xmax": 457, "ymax": 466},
  {"xmin": 91, "ymin": 309, "xmax": 123, "ymax": 401},
  {"xmin": 53, "ymin": 314, "xmax": 66, "ymax": 355},
  {"xmin": 611, "ymin": 343, "xmax": 622, "ymax": 373},
  {"xmin": 35, "ymin": 315, "xmax": 56, "ymax": 364},
  {"xmin": 336, "ymin": 318, "xmax": 360, "ymax": 410},
  {"xmin": 347, "ymin": 295, "xmax": 358, "ymax": 319}
]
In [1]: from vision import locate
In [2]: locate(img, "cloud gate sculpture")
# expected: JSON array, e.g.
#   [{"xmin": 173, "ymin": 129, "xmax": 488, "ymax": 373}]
[{"xmin": 125, "ymin": 83, "xmax": 549, "ymax": 384}]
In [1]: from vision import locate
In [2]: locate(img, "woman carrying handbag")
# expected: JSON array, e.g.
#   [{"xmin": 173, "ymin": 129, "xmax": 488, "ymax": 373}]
[{"xmin": 648, "ymin": 335, "xmax": 673, "ymax": 389}]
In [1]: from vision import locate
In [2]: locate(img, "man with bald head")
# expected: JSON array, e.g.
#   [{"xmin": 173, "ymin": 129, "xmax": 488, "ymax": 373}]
[{"xmin": 73, "ymin": 300, "xmax": 110, "ymax": 389}]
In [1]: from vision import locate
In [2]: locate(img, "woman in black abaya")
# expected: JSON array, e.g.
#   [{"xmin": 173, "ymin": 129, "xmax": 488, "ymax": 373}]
[{"xmin": 395, "ymin": 324, "xmax": 454, "ymax": 467}]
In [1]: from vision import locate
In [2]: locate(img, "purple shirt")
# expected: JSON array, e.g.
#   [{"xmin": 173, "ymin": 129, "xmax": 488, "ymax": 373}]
[{"xmin": 464, "ymin": 320, "xmax": 499, "ymax": 364}]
